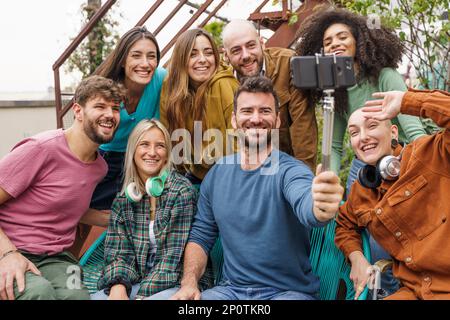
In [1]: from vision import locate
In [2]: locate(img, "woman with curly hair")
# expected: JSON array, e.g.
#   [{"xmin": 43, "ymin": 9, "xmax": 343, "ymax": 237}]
[
  {"xmin": 296, "ymin": 8, "xmax": 428, "ymax": 298},
  {"xmin": 296, "ymin": 8, "xmax": 427, "ymax": 178}
]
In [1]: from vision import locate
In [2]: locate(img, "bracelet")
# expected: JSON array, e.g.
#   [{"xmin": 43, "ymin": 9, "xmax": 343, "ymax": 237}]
[{"xmin": 0, "ymin": 249, "xmax": 19, "ymax": 261}]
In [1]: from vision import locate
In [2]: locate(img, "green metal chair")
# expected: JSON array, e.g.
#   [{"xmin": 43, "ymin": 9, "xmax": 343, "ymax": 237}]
[
  {"xmin": 310, "ymin": 218, "xmax": 371, "ymax": 300},
  {"xmin": 79, "ymin": 231, "xmax": 107, "ymax": 294},
  {"xmin": 80, "ymin": 220, "xmax": 371, "ymax": 299}
]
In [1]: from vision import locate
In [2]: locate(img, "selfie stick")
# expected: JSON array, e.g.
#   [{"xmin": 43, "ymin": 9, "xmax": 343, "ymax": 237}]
[
  {"xmin": 315, "ymin": 53, "xmax": 337, "ymax": 172},
  {"xmin": 321, "ymin": 89, "xmax": 335, "ymax": 172}
]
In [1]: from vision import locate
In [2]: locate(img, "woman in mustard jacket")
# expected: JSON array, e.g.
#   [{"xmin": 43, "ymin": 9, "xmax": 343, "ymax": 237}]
[{"xmin": 160, "ymin": 28, "xmax": 239, "ymax": 185}]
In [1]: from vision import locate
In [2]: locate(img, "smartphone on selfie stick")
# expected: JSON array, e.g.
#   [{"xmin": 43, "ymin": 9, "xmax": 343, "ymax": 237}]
[{"xmin": 290, "ymin": 53, "xmax": 356, "ymax": 171}]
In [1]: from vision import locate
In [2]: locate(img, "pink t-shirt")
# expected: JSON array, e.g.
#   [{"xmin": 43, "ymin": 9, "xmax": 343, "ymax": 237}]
[{"xmin": 0, "ymin": 129, "xmax": 107, "ymax": 255}]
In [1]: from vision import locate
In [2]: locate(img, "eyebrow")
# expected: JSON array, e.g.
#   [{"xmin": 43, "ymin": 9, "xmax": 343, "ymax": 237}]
[
  {"xmin": 130, "ymin": 49, "xmax": 156, "ymax": 54},
  {"xmin": 139, "ymin": 139, "xmax": 165, "ymax": 144},
  {"xmin": 239, "ymin": 105, "xmax": 274, "ymax": 110},
  {"xmin": 231, "ymin": 40, "xmax": 255, "ymax": 50},
  {"xmin": 324, "ymin": 31, "xmax": 350, "ymax": 42}
]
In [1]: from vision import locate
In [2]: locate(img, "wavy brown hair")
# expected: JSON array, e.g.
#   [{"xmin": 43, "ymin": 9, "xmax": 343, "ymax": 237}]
[
  {"xmin": 295, "ymin": 8, "xmax": 405, "ymax": 114},
  {"xmin": 165, "ymin": 29, "xmax": 220, "ymax": 134}
]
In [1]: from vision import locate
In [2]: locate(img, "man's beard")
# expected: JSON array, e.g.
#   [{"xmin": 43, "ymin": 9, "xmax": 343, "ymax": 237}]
[
  {"xmin": 83, "ymin": 117, "xmax": 116, "ymax": 145},
  {"xmin": 238, "ymin": 128, "xmax": 279, "ymax": 153},
  {"xmin": 237, "ymin": 56, "xmax": 264, "ymax": 79},
  {"xmin": 244, "ymin": 129, "xmax": 272, "ymax": 150}
]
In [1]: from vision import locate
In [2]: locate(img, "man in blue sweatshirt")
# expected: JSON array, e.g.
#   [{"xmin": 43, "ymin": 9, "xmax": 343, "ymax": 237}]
[{"xmin": 150, "ymin": 76, "xmax": 344, "ymax": 300}]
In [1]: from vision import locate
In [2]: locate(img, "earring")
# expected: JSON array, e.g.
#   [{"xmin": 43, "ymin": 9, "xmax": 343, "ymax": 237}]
[{"xmin": 391, "ymin": 138, "xmax": 399, "ymax": 148}]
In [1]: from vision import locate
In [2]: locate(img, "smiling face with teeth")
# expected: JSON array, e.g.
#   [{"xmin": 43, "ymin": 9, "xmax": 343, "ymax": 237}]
[
  {"xmin": 134, "ymin": 127, "xmax": 168, "ymax": 182},
  {"xmin": 222, "ymin": 20, "xmax": 265, "ymax": 79},
  {"xmin": 348, "ymin": 109, "xmax": 398, "ymax": 166},
  {"xmin": 80, "ymin": 96, "xmax": 121, "ymax": 145},
  {"xmin": 232, "ymin": 91, "xmax": 280, "ymax": 150},
  {"xmin": 187, "ymin": 35, "xmax": 217, "ymax": 88},
  {"xmin": 123, "ymin": 38, "xmax": 158, "ymax": 89},
  {"xmin": 323, "ymin": 23, "xmax": 357, "ymax": 60}
]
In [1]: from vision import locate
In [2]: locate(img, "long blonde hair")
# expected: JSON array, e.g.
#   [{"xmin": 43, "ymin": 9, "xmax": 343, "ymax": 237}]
[
  {"xmin": 121, "ymin": 119, "xmax": 173, "ymax": 195},
  {"xmin": 165, "ymin": 29, "xmax": 220, "ymax": 134}
]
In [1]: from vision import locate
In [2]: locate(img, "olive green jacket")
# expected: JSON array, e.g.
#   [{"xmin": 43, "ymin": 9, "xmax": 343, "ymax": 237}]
[{"xmin": 160, "ymin": 63, "xmax": 239, "ymax": 180}]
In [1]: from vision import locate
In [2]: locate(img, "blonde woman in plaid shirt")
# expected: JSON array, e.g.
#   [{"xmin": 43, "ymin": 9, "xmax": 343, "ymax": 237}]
[{"xmin": 92, "ymin": 119, "xmax": 213, "ymax": 300}]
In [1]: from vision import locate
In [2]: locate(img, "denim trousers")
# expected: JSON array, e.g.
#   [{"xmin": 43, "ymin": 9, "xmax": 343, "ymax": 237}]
[
  {"xmin": 91, "ymin": 284, "xmax": 141, "ymax": 300},
  {"xmin": 146, "ymin": 282, "xmax": 318, "ymax": 300},
  {"xmin": 346, "ymin": 158, "xmax": 400, "ymax": 297}
]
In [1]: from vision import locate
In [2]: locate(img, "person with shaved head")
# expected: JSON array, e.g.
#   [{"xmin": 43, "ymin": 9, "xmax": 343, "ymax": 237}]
[
  {"xmin": 335, "ymin": 88, "xmax": 450, "ymax": 300},
  {"xmin": 222, "ymin": 19, "xmax": 318, "ymax": 171}
]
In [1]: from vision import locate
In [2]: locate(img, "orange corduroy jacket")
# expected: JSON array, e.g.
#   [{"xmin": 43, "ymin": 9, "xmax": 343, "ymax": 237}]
[{"xmin": 335, "ymin": 88, "xmax": 450, "ymax": 299}]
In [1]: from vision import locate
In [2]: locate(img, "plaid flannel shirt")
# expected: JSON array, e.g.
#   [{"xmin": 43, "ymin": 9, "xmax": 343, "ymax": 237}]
[{"xmin": 97, "ymin": 171, "xmax": 214, "ymax": 298}]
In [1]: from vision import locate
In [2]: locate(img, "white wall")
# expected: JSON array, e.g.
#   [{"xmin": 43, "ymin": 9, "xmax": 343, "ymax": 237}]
[{"xmin": 0, "ymin": 101, "xmax": 56, "ymax": 159}]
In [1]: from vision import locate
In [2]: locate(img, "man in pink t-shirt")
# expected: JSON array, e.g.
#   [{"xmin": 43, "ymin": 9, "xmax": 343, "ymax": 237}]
[{"xmin": 0, "ymin": 76, "xmax": 125, "ymax": 300}]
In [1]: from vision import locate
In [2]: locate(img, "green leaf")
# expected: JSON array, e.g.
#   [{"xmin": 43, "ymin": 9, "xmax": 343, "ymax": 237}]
[{"xmin": 288, "ymin": 14, "xmax": 299, "ymax": 25}]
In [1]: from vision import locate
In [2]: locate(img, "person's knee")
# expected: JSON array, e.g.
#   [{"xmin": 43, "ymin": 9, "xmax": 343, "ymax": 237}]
[
  {"xmin": 15, "ymin": 273, "xmax": 57, "ymax": 300},
  {"xmin": 146, "ymin": 287, "xmax": 179, "ymax": 300}
]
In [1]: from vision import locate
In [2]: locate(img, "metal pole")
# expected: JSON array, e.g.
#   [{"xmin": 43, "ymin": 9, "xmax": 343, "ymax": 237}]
[{"xmin": 321, "ymin": 89, "xmax": 335, "ymax": 171}]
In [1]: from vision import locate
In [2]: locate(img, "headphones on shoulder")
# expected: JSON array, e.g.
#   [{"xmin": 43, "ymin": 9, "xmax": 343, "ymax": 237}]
[
  {"xmin": 357, "ymin": 154, "xmax": 402, "ymax": 189},
  {"xmin": 125, "ymin": 169, "xmax": 169, "ymax": 202}
]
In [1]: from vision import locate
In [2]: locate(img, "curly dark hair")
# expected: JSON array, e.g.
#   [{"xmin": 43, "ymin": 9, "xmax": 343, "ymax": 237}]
[{"xmin": 295, "ymin": 8, "xmax": 405, "ymax": 114}]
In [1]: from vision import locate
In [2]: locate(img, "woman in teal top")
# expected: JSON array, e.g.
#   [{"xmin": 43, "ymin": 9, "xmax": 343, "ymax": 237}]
[
  {"xmin": 90, "ymin": 26, "xmax": 167, "ymax": 211},
  {"xmin": 296, "ymin": 9, "xmax": 427, "ymax": 298}
]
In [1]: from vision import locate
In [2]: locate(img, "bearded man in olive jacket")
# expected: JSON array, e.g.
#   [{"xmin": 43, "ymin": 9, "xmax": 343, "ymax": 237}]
[{"xmin": 222, "ymin": 19, "xmax": 318, "ymax": 171}]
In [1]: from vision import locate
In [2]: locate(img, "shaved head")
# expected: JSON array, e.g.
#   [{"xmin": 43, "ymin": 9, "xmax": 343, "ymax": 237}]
[
  {"xmin": 222, "ymin": 19, "xmax": 259, "ymax": 48},
  {"xmin": 222, "ymin": 19, "xmax": 265, "ymax": 78}
]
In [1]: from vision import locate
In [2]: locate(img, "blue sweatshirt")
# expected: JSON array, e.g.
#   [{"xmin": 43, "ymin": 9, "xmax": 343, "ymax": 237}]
[{"xmin": 189, "ymin": 149, "xmax": 327, "ymax": 294}]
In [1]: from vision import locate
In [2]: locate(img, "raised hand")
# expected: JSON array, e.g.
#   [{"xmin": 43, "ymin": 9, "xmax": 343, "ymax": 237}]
[{"xmin": 362, "ymin": 91, "xmax": 405, "ymax": 121}]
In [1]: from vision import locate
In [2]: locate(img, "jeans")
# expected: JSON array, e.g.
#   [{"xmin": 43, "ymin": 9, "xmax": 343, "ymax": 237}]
[
  {"xmin": 145, "ymin": 287, "xmax": 179, "ymax": 300},
  {"xmin": 146, "ymin": 283, "xmax": 317, "ymax": 300},
  {"xmin": 91, "ymin": 284, "xmax": 141, "ymax": 300},
  {"xmin": 346, "ymin": 158, "xmax": 400, "ymax": 297},
  {"xmin": 90, "ymin": 150, "xmax": 125, "ymax": 210},
  {"xmin": 200, "ymin": 283, "xmax": 318, "ymax": 300}
]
